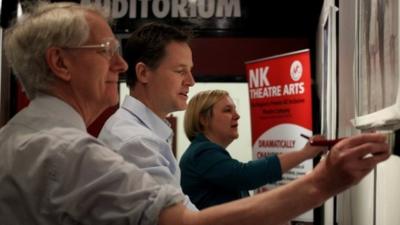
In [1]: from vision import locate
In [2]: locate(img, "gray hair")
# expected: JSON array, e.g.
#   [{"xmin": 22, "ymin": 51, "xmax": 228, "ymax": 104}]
[{"xmin": 4, "ymin": 1, "xmax": 110, "ymax": 99}]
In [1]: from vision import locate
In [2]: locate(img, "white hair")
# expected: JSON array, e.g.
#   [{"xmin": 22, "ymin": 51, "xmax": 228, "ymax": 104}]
[{"xmin": 4, "ymin": 1, "xmax": 110, "ymax": 99}]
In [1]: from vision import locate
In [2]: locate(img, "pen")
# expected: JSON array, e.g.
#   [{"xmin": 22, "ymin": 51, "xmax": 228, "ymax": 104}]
[{"xmin": 300, "ymin": 134, "xmax": 345, "ymax": 148}]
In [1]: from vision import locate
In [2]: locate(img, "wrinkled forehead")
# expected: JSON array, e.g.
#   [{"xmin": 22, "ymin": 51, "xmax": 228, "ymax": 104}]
[{"xmin": 83, "ymin": 10, "xmax": 115, "ymax": 43}]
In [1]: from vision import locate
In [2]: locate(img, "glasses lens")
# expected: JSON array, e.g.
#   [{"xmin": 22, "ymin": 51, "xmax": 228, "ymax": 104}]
[
  {"xmin": 65, "ymin": 38, "xmax": 120, "ymax": 60},
  {"xmin": 105, "ymin": 39, "xmax": 120, "ymax": 58}
]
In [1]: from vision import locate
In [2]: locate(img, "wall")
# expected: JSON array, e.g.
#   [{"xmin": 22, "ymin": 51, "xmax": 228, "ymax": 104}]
[
  {"xmin": 338, "ymin": 0, "xmax": 400, "ymax": 224},
  {"xmin": 191, "ymin": 37, "xmax": 309, "ymax": 77}
]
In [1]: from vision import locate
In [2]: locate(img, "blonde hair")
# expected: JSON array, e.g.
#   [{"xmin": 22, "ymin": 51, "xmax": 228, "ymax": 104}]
[{"xmin": 184, "ymin": 90, "xmax": 229, "ymax": 141}]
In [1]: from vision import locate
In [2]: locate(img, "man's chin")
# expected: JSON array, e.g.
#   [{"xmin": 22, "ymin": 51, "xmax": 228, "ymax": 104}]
[
  {"xmin": 103, "ymin": 97, "xmax": 119, "ymax": 110},
  {"xmin": 175, "ymin": 104, "xmax": 187, "ymax": 112}
]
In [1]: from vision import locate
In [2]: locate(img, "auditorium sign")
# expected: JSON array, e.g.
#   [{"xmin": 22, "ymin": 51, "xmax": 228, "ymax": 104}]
[
  {"xmin": 80, "ymin": 0, "xmax": 251, "ymax": 35},
  {"xmin": 81, "ymin": 0, "xmax": 241, "ymax": 19}
]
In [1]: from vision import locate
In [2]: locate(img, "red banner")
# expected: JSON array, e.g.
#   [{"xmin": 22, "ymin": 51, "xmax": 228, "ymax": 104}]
[{"xmin": 245, "ymin": 49, "xmax": 313, "ymax": 222}]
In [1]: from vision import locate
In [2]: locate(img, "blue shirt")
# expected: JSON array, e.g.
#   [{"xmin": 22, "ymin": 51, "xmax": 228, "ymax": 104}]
[
  {"xmin": 0, "ymin": 94, "xmax": 184, "ymax": 225},
  {"xmin": 99, "ymin": 95, "xmax": 197, "ymax": 210},
  {"xmin": 180, "ymin": 133, "xmax": 283, "ymax": 209}
]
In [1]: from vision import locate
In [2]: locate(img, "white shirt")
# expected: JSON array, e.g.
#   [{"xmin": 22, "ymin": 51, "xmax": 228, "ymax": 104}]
[
  {"xmin": 99, "ymin": 95, "xmax": 198, "ymax": 210},
  {"xmin": 0, "ymin": 94, "xmax": 184, "ymax": 225}
]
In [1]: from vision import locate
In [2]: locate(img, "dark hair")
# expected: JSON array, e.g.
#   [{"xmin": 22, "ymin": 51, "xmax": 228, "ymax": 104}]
[{"xmin": 124, "ymin": 22, "xmax": 193, "ymax": 87}]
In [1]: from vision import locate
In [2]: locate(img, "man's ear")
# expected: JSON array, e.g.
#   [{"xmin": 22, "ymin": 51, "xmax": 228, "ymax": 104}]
[
  {"xmin": 135, "ymin": 62, "xmax": 150, "ymax": 84},
  {"xmin": 46, "ymin": 47, "xmax": 71, "ymax": 81}
]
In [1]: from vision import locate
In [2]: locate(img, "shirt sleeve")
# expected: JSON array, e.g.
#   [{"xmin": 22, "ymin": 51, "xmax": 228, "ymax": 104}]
[
  {"xmin": 192, "ymin": 143, "xmax": 283, "ymax": 191},
  {"xmin": 119, "ymin": 135, "xmax": 199, "ymax": 211},
  {"xmin": 46, "ymin": 135, "xmax": 185, "ymax": 225}
]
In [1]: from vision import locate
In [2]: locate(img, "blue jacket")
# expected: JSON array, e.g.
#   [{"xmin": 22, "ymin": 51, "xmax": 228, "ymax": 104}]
[{"xmin": 179, "ymin": 133, "xmax": 283, "ymax": 209}]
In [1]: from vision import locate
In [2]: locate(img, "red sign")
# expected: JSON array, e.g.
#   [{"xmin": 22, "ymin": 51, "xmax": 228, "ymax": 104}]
[
  {"xmin": 245, "ymin": 49, "xmax": 313, "ymax": 222},
  {"xmin": 246, "ymin": 49, "xmax": 312, "ymax": 144}
]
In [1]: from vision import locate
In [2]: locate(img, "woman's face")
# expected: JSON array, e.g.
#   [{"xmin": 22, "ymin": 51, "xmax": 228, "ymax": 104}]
[{"xmin": 203, "ymin": 95, "xmax": 240, "ymax": 147}]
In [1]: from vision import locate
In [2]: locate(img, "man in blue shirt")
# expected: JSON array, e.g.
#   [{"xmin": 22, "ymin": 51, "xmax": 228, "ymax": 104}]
[{"xmin": 98, "ymin": 22, "xmax": 197, "ymax": 210}]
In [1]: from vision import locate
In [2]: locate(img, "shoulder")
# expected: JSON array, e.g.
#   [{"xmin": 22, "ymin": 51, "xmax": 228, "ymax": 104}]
[
  {"xmin": 101, "ymin": 122, "xmax": 171, "ymax": 159},
  {"xmin": 102, "ymin": 107, "xmax": 144, "ymax": 135},
  {"xmin": 47, "ymin": 127, "xmax": 114, "ymax": 156},
  {"xmin": 100, "ymin": 110, "xmax": 156, "ymax": 147},
  {"xmin": 191, "ymin": 138, "xmax": 225, "ymax": 154},
  {"xmin": 181, "ymin": 139, "xmax": 228, "ymax": 163},
  {"xmin": 6, "ymin": 124, "xmax": 121, "ymax": 167}
]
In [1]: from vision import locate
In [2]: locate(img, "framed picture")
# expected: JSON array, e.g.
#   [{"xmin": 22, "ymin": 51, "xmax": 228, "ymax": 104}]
[{"xmin": 353, "ymin": 0, "xmax": 400, "ymax": 130}]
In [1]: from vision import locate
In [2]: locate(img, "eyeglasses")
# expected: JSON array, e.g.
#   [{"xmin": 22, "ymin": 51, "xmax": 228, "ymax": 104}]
[{"xmin": 64, "ymin": 38, "xmax": 121, "ymax": 60}]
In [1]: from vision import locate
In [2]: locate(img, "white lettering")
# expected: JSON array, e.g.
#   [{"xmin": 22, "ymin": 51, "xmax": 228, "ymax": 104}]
[
  {"xmin": 249, "ymin": 86, "xmax": 281, "ymax": 99},
  {"xmin": 216, "ymin": 0, "xmax": 241, "ymax": 17},
  {"xmin": 81, "ymin": 0, "xmax": 242, "ymax": 19},
  {"xmin": 140, "ymin": 0, "xmax": 150, "ymax": 18},
  {"xmin": 112, "ymin": 0, "xmax": 128, "ymax": 18},
  {"xmin": 172, "ymin": 0, "xmax": 188, "ymax": 18},
  {"xmin": 249, "ymin": 67, "xmax": 269, "ymax": 88},
  {"xmin": 198, "ymin": 0, "xmax": 215, "ymax": 18},
  {"xmin": 153, "ymin": 0, "xmax": 170, "ymax": 18},
  {"xmin": 129, "ymin": 0, "xmax": 137, "ymax": 18},
  {"xmin": 249, "ymin": 70, "xmax": 258, "ymax": 88},
  {"xmin": 188, "ymin": 0, "xmax": 197, "ymax": 17},
  {"xmin": 283, "ymin": 82, "xmax": 305, "ymax": 95}
]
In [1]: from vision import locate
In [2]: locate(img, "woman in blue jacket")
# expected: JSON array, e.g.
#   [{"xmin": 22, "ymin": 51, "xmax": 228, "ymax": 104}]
[{"xmin": 179, "ymin": 89, "xmax": 324, "ymax": 210}]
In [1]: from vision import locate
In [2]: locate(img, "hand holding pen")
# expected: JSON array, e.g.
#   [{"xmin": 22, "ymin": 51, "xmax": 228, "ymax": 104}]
[
  {"xmin": 301, "ymin": 134, "xmax": 345, "ymax": 149},
  {"xmin": 312, "ymin": 133, "xmax": 389, "ymax": 195},
  {"xmin": 298, "ymin": 134, "xmax": 330, "ymax": 159}
]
